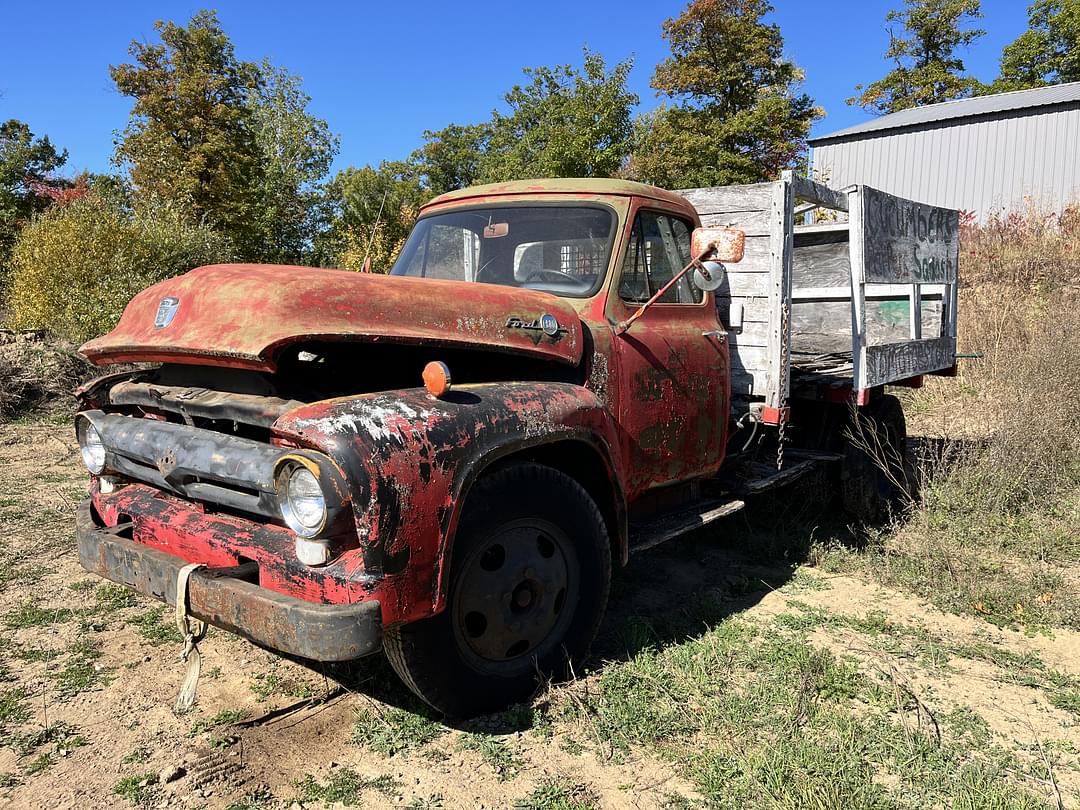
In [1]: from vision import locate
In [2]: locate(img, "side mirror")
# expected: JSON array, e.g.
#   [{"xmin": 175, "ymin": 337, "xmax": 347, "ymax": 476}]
[{"xmin": 691, "ymin": 226, "xmax": 745, "ymax": 264}]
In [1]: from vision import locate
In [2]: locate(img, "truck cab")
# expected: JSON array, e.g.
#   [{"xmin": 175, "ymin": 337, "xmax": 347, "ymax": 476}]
[{"xmin": 74, "ymin": 177, "xmax": 956, "ymax": 716}]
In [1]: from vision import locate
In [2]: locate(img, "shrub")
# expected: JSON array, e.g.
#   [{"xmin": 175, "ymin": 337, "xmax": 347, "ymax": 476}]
[
  {"xmin": 5, "ymin": 196, "xmax": 232, "ymax": 344},
  {"xmin": 961, "ymin": 200, "xmax": 1080, "ymax": 287}
]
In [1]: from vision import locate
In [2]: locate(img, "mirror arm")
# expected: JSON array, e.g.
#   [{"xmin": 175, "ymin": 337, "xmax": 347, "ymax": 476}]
[{"xmin": 614, "ymin": 249, "xmax": 716, "ymax": 336}]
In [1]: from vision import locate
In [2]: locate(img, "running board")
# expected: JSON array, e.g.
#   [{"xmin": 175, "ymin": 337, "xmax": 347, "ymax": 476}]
[
  {"xmin": 738, "ymin": 458, "xmax": 817, "ymax": 494},
  {"xmin": 629, "ymin": 497, "xmax": 746, "ymax": 554}
]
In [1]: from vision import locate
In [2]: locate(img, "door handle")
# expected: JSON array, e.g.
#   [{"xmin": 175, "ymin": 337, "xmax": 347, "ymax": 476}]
[{"xmin": 702, "ymin": 330, "xmax": 727, "ymax": 343}]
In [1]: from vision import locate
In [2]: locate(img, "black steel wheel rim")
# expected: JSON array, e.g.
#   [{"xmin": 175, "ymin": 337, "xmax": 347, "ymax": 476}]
[{"xmin": 451, "ymin": 518, "xmax": 579, "ymax": 677}]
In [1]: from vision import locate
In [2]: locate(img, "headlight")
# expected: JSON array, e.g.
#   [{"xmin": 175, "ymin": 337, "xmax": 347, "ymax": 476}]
[
  {"xmin": 279, "ymin": 465, "xmax": 327, "ymax": 538},
  {"xmin": 77, "ymin": 419, "xmax": 106, "ymax": 474}
]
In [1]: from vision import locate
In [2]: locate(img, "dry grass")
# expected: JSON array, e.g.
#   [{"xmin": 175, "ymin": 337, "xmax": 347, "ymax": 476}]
[
  {"xmin": 0, "ymin": 330, "xmax": 92, "ymax": 422},
  {"xmin": 829, "ymin": 205, "xmax": 1080, "ymax": 630},
  {"xmin": 961, "ymin": 201, "xmax": 1080, "ymax": 287}
]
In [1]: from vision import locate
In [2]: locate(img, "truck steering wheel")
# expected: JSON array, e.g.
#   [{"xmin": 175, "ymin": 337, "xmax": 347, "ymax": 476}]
[{"xmin": 525, "ymin": 269, "xmax": 579, "ymax": 285}]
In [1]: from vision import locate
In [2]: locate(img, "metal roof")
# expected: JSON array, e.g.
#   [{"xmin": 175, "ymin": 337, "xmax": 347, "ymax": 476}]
[{"xmin": 810, "ymin": 81, "xmax": 1080, "ymax": 144}]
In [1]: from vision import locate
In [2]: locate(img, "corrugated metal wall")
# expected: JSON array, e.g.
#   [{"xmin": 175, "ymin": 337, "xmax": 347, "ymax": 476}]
[{"xmin": 811, "ymin": 105, "xmax": 1080, "ymax": 218}]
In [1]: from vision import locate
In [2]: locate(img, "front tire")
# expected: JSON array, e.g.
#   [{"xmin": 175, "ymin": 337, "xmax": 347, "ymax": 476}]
[{"xmin": 384, "ymin": 462, "xmax": 611, "ymax": 717}]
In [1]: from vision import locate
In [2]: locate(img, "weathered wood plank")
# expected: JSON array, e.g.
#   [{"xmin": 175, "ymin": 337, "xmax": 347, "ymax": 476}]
[
  {"xmin": 678, "ymin": 183, "xmax": 774, "ymax": 216},
  {"xmin": 792, "ymin": 300, "xmax": 943, "ymax": 353},
  {"xmin": 793, "ymin": 283, "xmax": 947, "ymax": 301},
  {"xmin": 791, "ymin": 175, "xmax": 850, "ymax": 212},
  {"xmin": 718, "ymin": 234, "xmax": 770, "ymax": 270},
  {"xmin": 794, "ymin": 222, "xmax": 851, "ymax": 236},
  {"xmin": 726, "ymin": 320, "xmax": 771, "ymax": 345},
  {"xmin": 723, "ymin": 272, "xmax": 771, "ymax": 297},
  {"xmin": 717, "ymin": 296, "xmax": 770, "ymax": 322},
  {"xmin": 858, "ymin": 185, "xmax": 960, "ymax": 284},
  {"xmin": 729, "ymin": 344, "xmax": 771, "ymax": 371},
  {"xmin": 793, "ymin": 240, "xmax": 850, "ymax": 289},
  {"xmin": 861, "ymin": 336, "xmax": 956, "ymax": 388},
  {"xmin": 697, "ymin": 208, "xmax": 770, "ymax": 236},
  {"xmin": 769, "ymin": 173, "xmax": 794, "ymax": 407}
]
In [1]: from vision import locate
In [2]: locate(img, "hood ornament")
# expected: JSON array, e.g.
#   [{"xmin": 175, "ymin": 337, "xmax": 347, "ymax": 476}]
[{"xmin": 154, "ymin": 296, "xmax": 180, "ymax": 328}]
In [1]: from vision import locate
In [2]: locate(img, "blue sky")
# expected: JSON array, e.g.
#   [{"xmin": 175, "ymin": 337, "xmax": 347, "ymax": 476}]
[{"xmin": 0, "ymin": 1, "xmax": 1030, "ymax": 177}]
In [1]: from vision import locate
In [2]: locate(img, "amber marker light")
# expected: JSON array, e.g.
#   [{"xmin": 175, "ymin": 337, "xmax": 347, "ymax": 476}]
[{"xmin": 423, "ymin": 361, "xmax": 452, "ymax": 398}]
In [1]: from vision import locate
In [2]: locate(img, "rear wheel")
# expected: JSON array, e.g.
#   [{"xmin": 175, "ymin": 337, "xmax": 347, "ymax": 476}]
[
  {"xmin": 384, "ymin": 462, "xmax": 611, "ymax": 717},
  {"xmin": 840, "ymin": 394, "xmax": 914, "ymax": 524}
]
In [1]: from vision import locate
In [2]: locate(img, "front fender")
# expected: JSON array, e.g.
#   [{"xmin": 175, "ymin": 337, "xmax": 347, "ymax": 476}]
[{"xmin": 274, "ymin": 382, "xmax": 624, "ymax": 625}]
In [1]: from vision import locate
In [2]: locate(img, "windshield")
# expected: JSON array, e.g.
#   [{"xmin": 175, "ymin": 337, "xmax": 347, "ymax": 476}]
[{"xmin": 390, "ymin": 205, "xmax": 615, "ymax": 297}]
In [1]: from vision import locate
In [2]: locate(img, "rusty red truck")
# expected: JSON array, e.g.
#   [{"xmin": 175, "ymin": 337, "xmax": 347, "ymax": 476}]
[{"xmin": 74, "ymin": 173, "xmax": 960, "ymax": 716}]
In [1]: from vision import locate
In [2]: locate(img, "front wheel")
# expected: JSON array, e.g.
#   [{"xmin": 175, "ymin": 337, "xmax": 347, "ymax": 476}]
[{"xmin": 384, "ymin": 462, "xmax": 611, "ymax": 717}]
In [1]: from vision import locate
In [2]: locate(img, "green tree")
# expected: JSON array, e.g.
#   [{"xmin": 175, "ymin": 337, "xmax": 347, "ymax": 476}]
[
  {"xmin": 483, "ymin": 51, "xmax": 637, "ymax": 181},
  {"xmin": 851, "ymin": 0, "xmax": 985, "ymax": 113},
  {"xmin": 0, "ymin": 120, "xmax": 68, "ymax": 272},
  {"xmin": 111, "ymin": 10, "xmax": 263, "ymax": 253},
  {"xmin": 413, "ymin": 50, "xmax": 637, "ymax": 191},
  {"xmin": 249, "ymin": 60, "xmax": 339, "ymax": 263},
  {"xmin": 6, "ymin": 195, "xmax": 232, "ymax": 342},
  {"xmin": 111, "ymin": 10, "xmax": 336, "ymax": 261},
  {"xmin": 988, "ymin": 0, "xmax": 1080, "ymax": 92},
  {"xmin": 413, "ymin": 123, "xmax": 490, "ymax": 196},
  {"xmin": 317, "ymin": 162, "xmax": 430, "ymax": 273},
  {"xmin": 630, "ymin": 0, "xmax": 820, "ymax": 188}
]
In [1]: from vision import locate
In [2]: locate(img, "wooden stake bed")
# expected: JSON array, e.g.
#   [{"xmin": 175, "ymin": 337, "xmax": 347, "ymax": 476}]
[{"xmin": 679, "ymin": 173, "xmax": 960, "ymax": 413}]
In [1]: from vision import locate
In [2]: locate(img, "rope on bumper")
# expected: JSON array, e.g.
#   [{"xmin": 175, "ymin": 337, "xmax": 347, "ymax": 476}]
[{"xmin": 174, "ymin": 562, "xmax": 207, "ymax": 713}]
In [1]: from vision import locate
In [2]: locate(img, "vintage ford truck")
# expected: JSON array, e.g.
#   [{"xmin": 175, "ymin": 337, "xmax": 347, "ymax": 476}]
[{"xmin": 74, "ymin": 174, "xmax": 960, "ymax": 716}]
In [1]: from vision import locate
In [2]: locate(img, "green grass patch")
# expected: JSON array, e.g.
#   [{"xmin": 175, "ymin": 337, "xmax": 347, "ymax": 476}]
[
  {"xmin": 0, "ymin": 688, "xmax": 30, "ymax": 732},
  {"xmin": 9, "ymin": 721, "xmax": 87, "ymax": 758},
  {"xmin": 224, "ymin": 788, "xmax": 277, "ymax": 809},
  {"xmin": 351, "ymin": 706, "xmax": 446, "ymax": 756},
  {"xmin": 130, "ymin": 608, "xmax": 182, "ymax": 645},
  {"xmin": 294, "ymin": 768, "xmax": 399, "ymax": 806},
  {"xmin": 556, "ymin": 616, "xmax": 1056, "ymax": 808},
  {"xmin": 34, "ymin": 471, "xmax": 70, "ymax": 484},
  {"xmin": 22, "ymin": 753, "xmax": 53, "ymax": 776},
  {"xmin": 250, "ymin": 666, "xmax": 316, "ymax": 702},
  {"xmin": 95, "ymin": 583, "xmax": 141, "ymax": 612},
  {"xmin": 514, "ymin": 778, "xmax": 598, "ymax": 810},
  {"xmin": 457, "ymin": 732, "xmax": 521, "ymax": 781},
  {"xmin": 4, "ymin": 601, "xmax": 72, "ymax": 629},
  {"xmin": 188, "ymin": 708, "xmax": 250, "ymax": 737},
  {"xmin": 0, "ymin": 564, "xmax": 47, "ymax": 590},
  {"xmin": 113, "ymin": 772, "xmax": 159, "ymax": 807},
  {"xmin": 1049, "ymin": 687, "xmax": 1080, "ymax": 718},
  {"xmin": 48, "ymin": 638, "xmax": 112, "ymax": 699},
  {"xmin": 121, "ymin": 745, "xmax": 150, "ymax": 765},
  {"xmin": 0, "ymin": 772, "xmax": 20, "ymax": 789}
]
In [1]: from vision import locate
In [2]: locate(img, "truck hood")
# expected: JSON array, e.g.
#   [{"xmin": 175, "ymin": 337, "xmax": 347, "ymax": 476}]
[{"xmin": 80, "ymin": 264, "xmax": 585, "ymax": 370}]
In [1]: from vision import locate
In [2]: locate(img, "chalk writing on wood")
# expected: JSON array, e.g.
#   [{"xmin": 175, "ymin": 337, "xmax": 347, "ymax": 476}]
[{"xmin": 861, "ymin": 187, "xmax": 959, "ymax": 284}]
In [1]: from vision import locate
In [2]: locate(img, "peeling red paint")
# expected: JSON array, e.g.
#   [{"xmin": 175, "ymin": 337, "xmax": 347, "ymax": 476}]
[
  {"xmin": 80, "ymin": 265, "xmax": 585, "ymax": 370},
  {"xmin": 76, "ymin": 181, "xmax": 740, "ymax": 654}
]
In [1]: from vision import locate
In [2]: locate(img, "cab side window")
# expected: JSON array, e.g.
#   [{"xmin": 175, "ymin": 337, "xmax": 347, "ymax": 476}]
[{"xmin": 617, "ymin": 211, "xmax": 702, "ymax": 304}]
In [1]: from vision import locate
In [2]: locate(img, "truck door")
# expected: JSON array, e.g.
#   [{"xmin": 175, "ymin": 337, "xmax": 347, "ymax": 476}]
[{"xmin": 610, "ymin": 207, "xmax": 730, "ymax": 496}]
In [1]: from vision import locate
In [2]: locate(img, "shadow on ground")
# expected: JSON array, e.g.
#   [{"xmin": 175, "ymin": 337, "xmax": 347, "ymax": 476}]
[{"xmin": 307, "ymin": 467, "xmax": 864, "ymax": 733}]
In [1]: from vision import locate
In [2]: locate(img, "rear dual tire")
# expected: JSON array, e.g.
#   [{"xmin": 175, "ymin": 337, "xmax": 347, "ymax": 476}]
[
  {"xmin": 384, "ymin": 462, "xmax": 611, "ymax": 717},
  {"xmin": 840, "ymin": 394, "xmax": 915, "ymax": 524}
]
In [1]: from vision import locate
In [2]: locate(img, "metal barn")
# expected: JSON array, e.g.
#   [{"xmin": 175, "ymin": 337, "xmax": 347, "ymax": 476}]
[{"xmin": 809, "ymin": 82, "xmax": 1080, "ymax": 218}]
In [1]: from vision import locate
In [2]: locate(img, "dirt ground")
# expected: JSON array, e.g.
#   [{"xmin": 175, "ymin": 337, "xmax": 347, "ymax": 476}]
[{"xmin": 0, "ymin": 420, "xmax": 1077, "ymax": 809}]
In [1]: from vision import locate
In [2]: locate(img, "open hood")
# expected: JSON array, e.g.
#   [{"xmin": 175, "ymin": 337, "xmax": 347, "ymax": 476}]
[{"xmin": 80, "ymin": 264, "xmax": 585, "ymax": 370}]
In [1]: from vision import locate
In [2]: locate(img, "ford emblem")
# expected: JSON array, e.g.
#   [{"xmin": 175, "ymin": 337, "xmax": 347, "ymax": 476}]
[
  {"xmin": 540, "ymin": 313, "xmax": 559, "ymax": 337},
  {"xmin": 154, "ymin": 296, "xmax": 180, "ymax": 328}
]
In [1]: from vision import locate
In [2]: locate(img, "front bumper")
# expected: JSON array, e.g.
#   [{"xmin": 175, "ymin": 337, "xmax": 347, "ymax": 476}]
[{"xmin": 76, "ymin": 500, "xmax": 382, "ymax": 661}]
